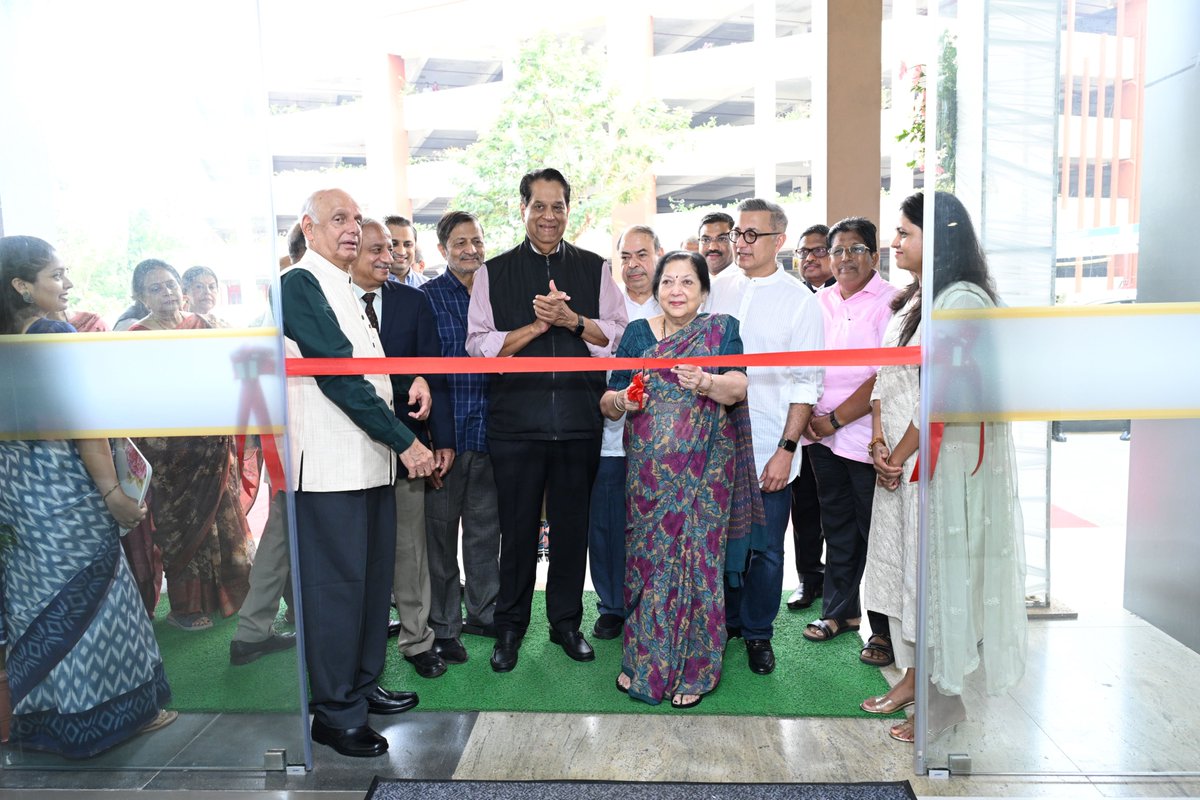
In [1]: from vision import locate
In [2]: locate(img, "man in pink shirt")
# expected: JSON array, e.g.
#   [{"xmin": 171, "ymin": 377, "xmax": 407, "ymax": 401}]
[{"xmin": 801, "ymin": 217, "xmax": 898, "ymax": 667}]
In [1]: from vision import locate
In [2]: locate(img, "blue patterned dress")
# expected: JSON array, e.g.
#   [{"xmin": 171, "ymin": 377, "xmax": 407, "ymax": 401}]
[
  {"xmin": 609, "ymin": 314, "xmax": 748, "ymax": 704},
  {"xmin": 0, "ymin": 319, "xmax": 170, "ymax": 758}
]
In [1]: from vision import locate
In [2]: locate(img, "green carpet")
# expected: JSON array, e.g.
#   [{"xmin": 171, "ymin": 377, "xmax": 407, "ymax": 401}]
[{"xmin": 155, "ymin": 592, "xmax": 898, "ymax": 718}]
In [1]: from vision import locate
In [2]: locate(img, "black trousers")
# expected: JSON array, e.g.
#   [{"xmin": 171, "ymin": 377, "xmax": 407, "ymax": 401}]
[
  {"xmin": 488, "ymin": 437, "xmax": 600, "ymax": 636},
  {"xmin": 294, "ymin": 485, "xmax": 396, "ymax": 729},
  {"xmin": 789, "ymin": 443, "xmax": 824, "ymax": 587},
  {"xmin": 808, "ymin": 443, "xmax": 876, "ymax": 623}
]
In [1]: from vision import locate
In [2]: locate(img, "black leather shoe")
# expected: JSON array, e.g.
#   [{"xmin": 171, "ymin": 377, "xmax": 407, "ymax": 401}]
[
  {"xmin": 432, "ymin": 636, "xmax": 468, "ymax": 664},
  {"xmin": 366, "ymin": 685, "xmax": 419, "ymax": 715},
  {"xmin": 746, "ymin": 638, "xmax": 776, "ymax": 675},
  {"xmin": 387, "ymin": 620, "xmax": 404, "ymax": 638},
  {"xmin": 592, "ymin": 613, "xmax": 624, "ymax": 640},
  {"xmin": 404, "ymin": 649, "xmax": 447, "ymax": 679},
  {"xmin": 491, "ymin": 630, "xmax": 522, "ymax": 672},
  {"xmin": 311, "ymin": 718, "xmax": 388, "ymax": 757},
  {"xmin": 787, "ymin": 582, "xmax": 823, "ymax": 611},
  {"xmin": 229, "ymin": 631, "xmax": 296, "ymax": 666},
  {"xmin": 549, "ymin": 628, "xmax": 595, "ymax": 662},
  {"xmin": 726, "ymin": 624, "xmax": 742, "ymax": 639}
]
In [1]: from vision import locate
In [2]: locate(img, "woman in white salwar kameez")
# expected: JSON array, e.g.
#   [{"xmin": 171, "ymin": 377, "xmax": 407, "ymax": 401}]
[{"xmin": 859, "ymin": 192, "xmax": 1027, "ymax": 744}]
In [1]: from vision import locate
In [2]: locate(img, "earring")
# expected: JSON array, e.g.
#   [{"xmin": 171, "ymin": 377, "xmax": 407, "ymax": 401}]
[{"xmin": 20, "ymin": 289, "xmax": 33, "ymax": 304}]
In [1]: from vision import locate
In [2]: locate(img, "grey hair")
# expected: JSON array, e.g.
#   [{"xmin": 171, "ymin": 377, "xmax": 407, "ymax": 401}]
[
  {"xmin": 737, "ymin": 197, "xmax": 788, "ymax": 234},
  {"xmin": 618, "ymin": 224, "xmax": 662, "ymax": 254}
]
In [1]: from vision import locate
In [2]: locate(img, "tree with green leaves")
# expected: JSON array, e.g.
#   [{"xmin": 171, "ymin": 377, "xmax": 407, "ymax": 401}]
[{"xmin": 449, "ymin": 32, "xmax": 691, "ymax": 251}]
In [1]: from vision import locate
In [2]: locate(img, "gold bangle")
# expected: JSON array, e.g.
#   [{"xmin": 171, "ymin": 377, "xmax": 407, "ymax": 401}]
[
  {"xmin": 867, "ymin": 436, "xmax": 886, "ymax": 455},
  {"xmin": 614, "ymin": 394, "xmax": 626, "ymax": 413},
  {"xmin": 697, "ymin": 372, "xmax": 713, "ymax": 396},
  {"xmin": 102, "ymin": 484, "xmax": 121, "ymax": 501}
]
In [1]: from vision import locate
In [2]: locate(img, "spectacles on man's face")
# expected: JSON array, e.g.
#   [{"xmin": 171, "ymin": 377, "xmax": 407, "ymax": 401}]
[
  {"xmin": 729, "ymin": 228, "xmax": 783, "ymax": 245},
  {"xmin": 797, "ymin": 246, "xmax": 829, "ymax": 259},
  {"xmin": 698, "ymin": 234, "xmax": 731, "ymax": 246},
  {"xmin": 830, "ymin": 244, "xmax": 872, "ymax": 258}
]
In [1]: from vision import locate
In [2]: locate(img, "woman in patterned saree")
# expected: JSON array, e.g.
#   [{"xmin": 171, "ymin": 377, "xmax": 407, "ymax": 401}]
[
  {"xmin": 126, "ymin": 259, "xmax": 254, "ymax": 630},
  {"xmin": 0, "ymin": 236, "xmax": 174, "ymax": 757},
  {"xmin": 602, "ymin": 251, "xmax": 753, "ymax": 709}
]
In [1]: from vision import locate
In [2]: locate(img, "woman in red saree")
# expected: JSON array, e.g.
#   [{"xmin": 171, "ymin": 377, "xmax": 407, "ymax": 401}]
[{"xmin": 125, "ymin": 259, "xmax": 254, "ymax": 629}]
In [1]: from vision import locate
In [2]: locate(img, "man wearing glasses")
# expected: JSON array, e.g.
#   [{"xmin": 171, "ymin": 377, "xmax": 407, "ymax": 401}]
[
  {"xmin": 697, "ymin": 211, "xmax": 735, "ymax": 276},
  {"xmin": 787, "ymin": 224, "xmax": 837, "ymax": 613},
  {"xmin": 707, "ymin": 198, "xmax": 825, "ymax": 676}
]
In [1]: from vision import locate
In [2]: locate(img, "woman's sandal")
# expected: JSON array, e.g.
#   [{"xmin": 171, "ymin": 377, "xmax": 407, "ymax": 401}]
[
  {"xmin": 139, "ymin": 709, "xmax": 178, "ymax": 735},
  {"xmin": 859, "ymin": 633, "xmax": 895, "ymax": 667},
  {"xmin": 860, "ymin": 694, "xmax": 915, "ymax": 715},
  {"xmin": 671, "ymin": 693, "xmax": 703, "ymax": 709},
  {"xmin": 888, "ymin": 718, "xmax": 915, "ymax": 743},
  {"xmin": 888, "ymin": 715, "xmax": 963, "ymax": 743},
  {"xmin": 166, "ymin": 612, "xmax": 214, "ymax": 631},
  {"xmin": 615, "ymin": 674, "xmax": 630, "ymax": 694},
  {"xmin": 802, "ymin": 618, "xmax": 860, "ymax": 642}
]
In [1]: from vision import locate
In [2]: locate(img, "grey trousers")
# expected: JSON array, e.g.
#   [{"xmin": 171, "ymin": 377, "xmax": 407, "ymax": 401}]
[
  {"xmin": 392, "ymin": 476, "xmax": 435, "ymax": 656},
  {"xmin": 232, "ymin": 492, "xmax": 293, "ymax": 643},
  {"xmin": 424, "ymin": 450, "xmax": 501, "ymax": 639}
]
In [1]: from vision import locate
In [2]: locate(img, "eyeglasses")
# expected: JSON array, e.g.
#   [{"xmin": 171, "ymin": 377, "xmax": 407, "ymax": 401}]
[
  {"xmin": 797, "ymin": 246, "xmax": 829, "ymax": 259},
  {"xmin": 729, "ymin": 228, "xmax": 783, "ymax": 244},
  {"xmin": 698, "ymin": 234, "xmax": 731, "ymax": 246},
  {"xmin": 830, "ymin": 244, "xmax": 872, "ymax": 258}
]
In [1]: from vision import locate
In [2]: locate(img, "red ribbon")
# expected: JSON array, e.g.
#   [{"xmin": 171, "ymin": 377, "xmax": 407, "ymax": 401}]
[
  {"xmin": 283, "ymin": 345, "xmax": 922, "ymax": 377},
  {"xmin": 232, "ymin": 346, "xmax": 286, "ymax": 496}
]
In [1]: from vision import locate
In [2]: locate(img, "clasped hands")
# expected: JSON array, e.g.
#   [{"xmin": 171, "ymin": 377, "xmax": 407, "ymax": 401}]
[
  {"xmin": 872, "ymin": 442, "xmax": 904, "ymax": 491},
  {"xmin": 531, "ymin": 279, "xmax": 575, "ymax": 335}
]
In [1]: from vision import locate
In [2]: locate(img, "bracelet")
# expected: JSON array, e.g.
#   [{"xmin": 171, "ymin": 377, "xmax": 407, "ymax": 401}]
[
  {"xmin": 102, "ymin": 484, "xmax": 121, "ymax": 501},
  {"xmin": 867, "ymin": 436, "xmax": 886, "ymax": 456},
  {"xmin": 697, "ymin": 372, "xmax": 713, "ymax": 396},
  {"xmin": 829, "ymin": 410, "xmax": 843, "ymax": 430},
  {"xmin": 614, "ymin": 394, "xmax": 626, "ymax": 413}
]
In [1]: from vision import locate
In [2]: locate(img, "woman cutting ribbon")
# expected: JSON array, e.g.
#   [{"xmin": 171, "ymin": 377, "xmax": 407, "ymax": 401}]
[{"xmin": 601, "ymin": 250, "xmax": 756, "ymax": 709}]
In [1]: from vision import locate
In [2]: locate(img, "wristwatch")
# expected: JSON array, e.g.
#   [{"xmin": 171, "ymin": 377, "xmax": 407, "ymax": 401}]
[
  {"xmin": 777, "ymin": 437, "xmax": 798, "ymax": 452},
  {"xmin": 571, "ymin": 314, "xmax": 586, "ymax": 337},
  {"xmin": 829, "ymin": 410, "xmax": 843, "ymax": 430}
]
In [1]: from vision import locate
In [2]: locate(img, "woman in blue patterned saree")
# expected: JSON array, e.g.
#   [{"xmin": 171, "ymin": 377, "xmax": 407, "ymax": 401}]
[
  {"xmin": 0, "ymin": 236, "xmax": 174, "ymax": 757},
  {"xmin": 602, "ymin": 251, "xmax": 756, "ymax": 709}
]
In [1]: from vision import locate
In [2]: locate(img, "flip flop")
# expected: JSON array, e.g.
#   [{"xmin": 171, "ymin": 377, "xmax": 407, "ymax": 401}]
[
  {"xmin": 802, "ymin": 618, "xmax": 860, "ymax": 642},
  {"xmin": 671, "ymin": 693, "xmax": 703, "ymax": 709}
]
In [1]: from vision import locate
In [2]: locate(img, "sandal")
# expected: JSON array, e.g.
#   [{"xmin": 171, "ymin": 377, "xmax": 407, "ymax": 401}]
[
  {"xmin": 615, "ymin": 674, "xmax": 630, "ymax": 694},
  {"xmin": 671, "ymin": 693, "xmax": 703, "ymax": 709},
  {"xmin": 859, "ymin": 634, "xmax": 895, "ymax": 667},
  {"xmin": 166, "ymin": 612, "xmax": 213, "ymax": 631},
  {"xmin": 139, "ymin": 709, "xmax": 178, "ymax": 735},
  {"xmin": 861, "ymin": 694, "xmax": 914, "ymax": 715},
  {"xmin": 889, "ymin": 718, "xmax": 914, "ymax": 743},
  {"xmin": 802, "ymin": 618, "xmax": 860, "ymax": 642}
]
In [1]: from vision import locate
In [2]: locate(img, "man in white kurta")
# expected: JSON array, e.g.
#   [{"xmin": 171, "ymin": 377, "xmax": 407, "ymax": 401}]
[{"xmin": 707, "ymin": 198, "xmax": 824, "ymax": 676}]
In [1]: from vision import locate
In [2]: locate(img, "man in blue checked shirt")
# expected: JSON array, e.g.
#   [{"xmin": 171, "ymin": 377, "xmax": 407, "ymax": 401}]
[{"xmin": 419, "ymin": 210, "xmax": 501, "ymax": 663}]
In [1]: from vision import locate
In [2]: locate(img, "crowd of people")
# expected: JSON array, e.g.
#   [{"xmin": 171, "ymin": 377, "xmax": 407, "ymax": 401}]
[{"xmin": 0, "ymin": 167, "xmax": 1026, "ymax": 759}]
